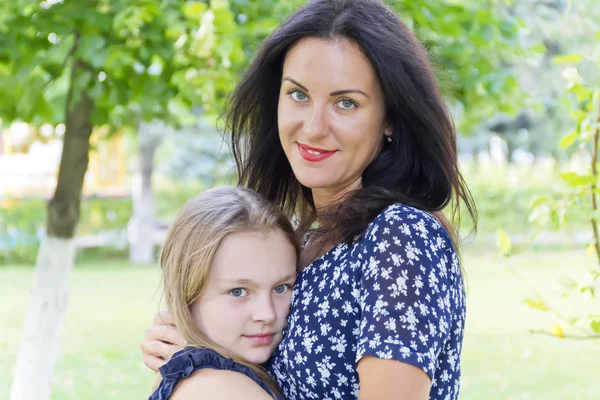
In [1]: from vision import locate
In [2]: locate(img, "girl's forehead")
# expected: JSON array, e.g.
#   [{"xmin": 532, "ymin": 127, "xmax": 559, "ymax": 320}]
[{"xmin": 207, "ymin": 230, "xmax": 297, "ymax": 283}]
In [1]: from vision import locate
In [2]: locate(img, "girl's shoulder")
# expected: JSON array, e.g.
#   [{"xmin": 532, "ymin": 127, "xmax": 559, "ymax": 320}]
[
  {"xmin": 165, "ymin": 368, "xmax": 273, "ymax": 400},
  {"xmin": 149, "ymin": 347, "xmax": 276, "ymax": 400}
]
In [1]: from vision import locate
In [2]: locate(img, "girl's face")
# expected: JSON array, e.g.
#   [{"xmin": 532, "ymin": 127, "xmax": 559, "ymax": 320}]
[
  {"xmin": 277, "ymin": 37, "xmax": 390, "ymax": 207},
  {"xmin": 191, "ymin": 229, "xmax": 297, "ymax": 364}
]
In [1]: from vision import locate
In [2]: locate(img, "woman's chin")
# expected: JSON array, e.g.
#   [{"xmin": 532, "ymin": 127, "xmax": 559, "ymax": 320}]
[{"xmin": 293, "ymin": 172, "xmax": 337, "ymax": 192}]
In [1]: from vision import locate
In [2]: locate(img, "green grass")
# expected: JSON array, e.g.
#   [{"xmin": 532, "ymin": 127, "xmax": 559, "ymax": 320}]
[
  {"xmin": 459, "ymin": 249, "xmax": 600, "ymax": 400},
  {"xmin": 1, "ymin": 249, "xmax": 599, "ymax": 400},
  {"xmin": 0, "ymin": 262, "xmax": 161, "ymax": 400}
]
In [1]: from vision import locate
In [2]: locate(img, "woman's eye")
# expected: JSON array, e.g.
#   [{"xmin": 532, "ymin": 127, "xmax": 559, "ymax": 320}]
[
  {"xmin": 337, "ymin": 99, "xmax": 356, "ymax": 110},
  {"xmin": 230, "ymin": 288, "xmax": 248, "ymax": 297},
  {"xmin": 290, "ymin": 90, "xmax": 308, "ymax": 102},
  {"xmin": 274, "ymin": 284, "xmax": 289, "ymax": 294}
]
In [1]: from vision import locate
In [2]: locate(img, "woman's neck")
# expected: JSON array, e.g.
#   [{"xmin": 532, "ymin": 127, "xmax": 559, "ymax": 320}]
[{"xmin": 311, "ymin": 178, "xmax": 363, "ymax": 216}]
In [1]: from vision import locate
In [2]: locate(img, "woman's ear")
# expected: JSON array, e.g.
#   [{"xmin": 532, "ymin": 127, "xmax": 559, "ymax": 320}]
[
  {"xmin": 383, "ymin": 121, "xmax": 392, "ymax": 137},
  {"xmin": 384, "ymin": 125, "xmax": 392, "ymax": 138}
]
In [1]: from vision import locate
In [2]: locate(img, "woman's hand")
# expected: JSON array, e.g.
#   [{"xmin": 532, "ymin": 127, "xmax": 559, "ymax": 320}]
[{"xmin": 140, "ymin": 310, "xmax": 187, "ymax": 372}]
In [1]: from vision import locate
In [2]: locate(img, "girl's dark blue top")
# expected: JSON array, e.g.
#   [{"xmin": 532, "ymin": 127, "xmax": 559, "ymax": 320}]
[{"xmin": 149, "ymin": 347, "xmax": 281, "ymax": 399}]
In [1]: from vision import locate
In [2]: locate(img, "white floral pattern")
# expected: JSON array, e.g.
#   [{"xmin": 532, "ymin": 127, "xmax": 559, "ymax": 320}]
[{"xmin": 268, "ymin": 204, "xmax": 466, "ymax": 400}]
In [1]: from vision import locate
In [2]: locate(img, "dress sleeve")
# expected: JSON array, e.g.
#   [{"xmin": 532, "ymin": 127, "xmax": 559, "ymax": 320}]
[{"xmin": 355, "ymin": 205, "xmax": 461, "ymax": 379}]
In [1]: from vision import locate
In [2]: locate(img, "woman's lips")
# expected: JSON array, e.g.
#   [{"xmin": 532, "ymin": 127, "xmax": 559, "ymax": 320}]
[{"xmin": 297, "ymin": 143, "xmax": 336, "ymax": 162}]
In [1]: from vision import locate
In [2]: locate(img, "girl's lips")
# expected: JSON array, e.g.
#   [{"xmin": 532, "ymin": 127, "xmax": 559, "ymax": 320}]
[
  {"xmin": 243, "ymin": 333, "xmax": 275, "ymax": 346},
  {"xmin": 297, "ymin": 143, "xmax": 336, "ymax": 162}
]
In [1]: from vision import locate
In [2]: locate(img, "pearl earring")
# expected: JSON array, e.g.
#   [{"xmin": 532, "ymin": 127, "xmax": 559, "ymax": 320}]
[{"xmin": 386, "ymin": 135, "xmax": 392, "ymax": 143}]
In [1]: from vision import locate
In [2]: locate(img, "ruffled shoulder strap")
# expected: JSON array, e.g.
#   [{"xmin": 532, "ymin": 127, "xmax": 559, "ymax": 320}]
[{"xmin": 149, "ymin": 347, "xmax": 278, "ymax": 399}]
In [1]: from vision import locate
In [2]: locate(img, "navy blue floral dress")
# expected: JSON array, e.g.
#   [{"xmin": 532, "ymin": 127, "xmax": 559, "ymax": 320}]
[
  {"xmin": 268, "ymin": 204, "xmax": 466, "ymax": 400},
  {"xmin": 149, "ymin": 347, "xmax": 282, "ymax": 399}
]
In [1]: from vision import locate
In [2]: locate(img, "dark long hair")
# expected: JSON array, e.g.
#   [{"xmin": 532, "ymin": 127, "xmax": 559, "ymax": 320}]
[{"xmin": 225, "ymin": 0, "xmax": 477, "ymax": 249}]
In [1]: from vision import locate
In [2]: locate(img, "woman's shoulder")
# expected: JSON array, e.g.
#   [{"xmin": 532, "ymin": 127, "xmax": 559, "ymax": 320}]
[
  {"xmin": 354, "ymin": 202, "xmax": 460, "ymax": 274},
  {"xmin": 365, "ymin": 202, "xmax": 448, "ymax": 242},
  {"xmin": 150, "ymin": 347, "xmax": 275, "ymax": 400}
]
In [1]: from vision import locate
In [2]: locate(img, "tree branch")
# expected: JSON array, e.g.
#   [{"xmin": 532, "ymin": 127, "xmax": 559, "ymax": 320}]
[
  {"xmin": 506, "ymin": 264, "xmax": 593, "ymax": 337},
  {"xmin": 41, "ymin": 32, "xmax": 80, "ymax": 91},
  {"xmin": 529, "ymin": 329, "xmax": 600, "ymax": 341},
  {"xmin": 590, "ymin": 100, "xmax": 600, "ymax": 263}
]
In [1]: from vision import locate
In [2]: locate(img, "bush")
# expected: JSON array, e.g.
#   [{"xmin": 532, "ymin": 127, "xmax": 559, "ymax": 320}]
[
  {"xmin": 0, "ymin": 197, "xmax": 133, "ymax": 264},
  {"xmin": 459, "ymin": 160, "xmax": 588, "ymax": 236}
]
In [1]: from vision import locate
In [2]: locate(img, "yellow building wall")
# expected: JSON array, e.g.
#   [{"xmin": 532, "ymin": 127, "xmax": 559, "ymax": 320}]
[{"xmin": 1, "ymin": 128, "xmax": 129, "ymax": 199}]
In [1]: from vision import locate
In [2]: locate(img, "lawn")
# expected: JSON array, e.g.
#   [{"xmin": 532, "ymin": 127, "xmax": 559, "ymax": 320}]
[{"xmin": 1, "ymin": 249, "xmax": 599, "ymax": 400}]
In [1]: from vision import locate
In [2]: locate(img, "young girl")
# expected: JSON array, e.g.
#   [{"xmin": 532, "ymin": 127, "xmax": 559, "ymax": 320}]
[{"xmin": 149, "ymin": 186, "xmax": 299, "ymax": 400}]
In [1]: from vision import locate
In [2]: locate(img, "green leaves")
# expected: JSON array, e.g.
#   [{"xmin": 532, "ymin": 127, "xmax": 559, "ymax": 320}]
[
  {"xmin": 553, "ymin": 54, "xmax": 584, "ymax": 64},
  {"xmin": 523, "ymin": 298, "xmax": 549, "ymax": 312},
  {"xmin": 75, "ymin": 36, "xmax": 108, "ymax": 69},
  {"xmin": 183, "ymin": 2, "xmax": 208, "ymax": 20},
  {"xmin": 525, "ymin": 28, "xmax": 600, "ymax": 341},
  {"xmin": 0, "ymin": 0, "xmax": 251, "ymax": 127},
  {"xmin": 559, "ymin": 172, "xmax": 596, "ymax": 187},
  {"xmin": 558, "ymin": 275, "xmax": 578, "ymax": 290},
  {"xmin": 496, "ymin": 229, "xmax": 512, "ymax": 257},
  {"xmin": 0, "ymin": 0, "xmax": 533, "ymax": 131},
  {"xmin": 560, "ymin": 132, "xmax": 578, "ymax": 148},
  {"xmin": 386, "ymin": 0, "xmax": 530, "ymax": 131},
  {"xmin": 528, "ymin": 195, "xmax": 571, "ymax": 231}
]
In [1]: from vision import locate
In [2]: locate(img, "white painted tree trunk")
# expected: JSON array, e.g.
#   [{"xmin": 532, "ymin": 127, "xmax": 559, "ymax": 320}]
[
  {"xmin": 128, "ymin": 121, "xmax": 163, "ymax": 265},
  {"xmin": 10, "ymin": 236, "xmax": 76, "ymax": 400},
  {"xmin": 128, "ymin": 172, "xmax": 155, "ymax": 264}
]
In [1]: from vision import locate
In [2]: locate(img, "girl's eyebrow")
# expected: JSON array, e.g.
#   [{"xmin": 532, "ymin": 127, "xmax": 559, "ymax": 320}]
[
  {"xmin": 282, "ymin": 77, "xmax": 369, "ymax": 97},
  {"xmin": 221, "ymin": 278, "xmax": 257, "ymax": 285},
  {"xmin": 221, "ymin": 274, "xmax": 296, "ymax": 285},
  {"xmin": 278, "ymin": 274, "xmax": 297, "ymax": 282}
]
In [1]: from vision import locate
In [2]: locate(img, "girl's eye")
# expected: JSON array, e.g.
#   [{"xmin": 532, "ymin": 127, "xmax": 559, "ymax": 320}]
[
  {"xmin": 337, "ymin": 98, "xmax": 356, "ymax": 110},
  {"xmin": 290, "ymin": 90, "xmax": 308, "ymax": 102},
  {"xmin": 274, "ymin": 284, "xmax": 290, "ymax": 294},
  {"xmin": 230, "ymin": 288, "xmax": 248, "ymax": 297}
]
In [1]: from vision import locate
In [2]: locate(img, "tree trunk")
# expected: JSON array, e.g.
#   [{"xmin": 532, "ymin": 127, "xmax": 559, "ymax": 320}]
[
  {"xmin": 129, "ymin": 121, "xmax": 160, "ymax": 265},
  {"xmin": 9, "ymin": 237, "xmax": 76, "ymax": 400},
  {"xmin": 10, "ymin": 61, "xmax": 93, "ymax": 400}
]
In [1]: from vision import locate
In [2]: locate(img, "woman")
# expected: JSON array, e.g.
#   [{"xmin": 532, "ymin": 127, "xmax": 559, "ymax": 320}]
[{"xmin": 141, "ymin": 0, "xmax": 476, "ymax": 399}]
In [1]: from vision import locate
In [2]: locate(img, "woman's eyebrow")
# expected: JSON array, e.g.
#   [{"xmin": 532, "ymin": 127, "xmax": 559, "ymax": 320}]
[
  {"xmin": 330, "ymin": 89, "xmax": 369, "ymax": 97},
  {"xmin": 282, "ymin": 77, "xmax": 308, "ymax": 91},
  {"xmin": 282, "ymin": 77, "xmax": 369, "ymax": 97}
]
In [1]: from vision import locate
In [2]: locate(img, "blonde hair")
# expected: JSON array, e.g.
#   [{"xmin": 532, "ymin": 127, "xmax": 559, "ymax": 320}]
[{"xmin": 156, "ymin": 186, "xmax": 299, "ymax": 396}]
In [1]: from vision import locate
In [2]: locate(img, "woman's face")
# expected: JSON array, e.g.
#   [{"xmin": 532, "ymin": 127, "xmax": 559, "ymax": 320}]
[
  {"xmin": 191, "ymin": 229, "xmax": 297, "ymax": 364},
  {"xmin": 278, "ymin": 37, "xmax": 390, "ymax": 206}
]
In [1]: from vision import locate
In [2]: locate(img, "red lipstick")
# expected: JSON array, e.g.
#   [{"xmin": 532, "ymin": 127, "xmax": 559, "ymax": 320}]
[{"xmin": 297, "ymin": 143, "xmax": 336, "ymax": 162}]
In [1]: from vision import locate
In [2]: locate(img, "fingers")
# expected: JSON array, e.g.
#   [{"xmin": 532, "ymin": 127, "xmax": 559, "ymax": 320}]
[
  {"xmin": 143, "ymin": 353, "xmax": 166, "ymax": 373},
  {"xmin": 141, "ymin": 311, "xmax": 188, "ymax": 373},
  {"xmin": 140, "ymin": 338, "xmax": 181, "ymax": 369},
  {"xmin": 153, "ymin": 310, "xmax": 176, "ymax": 327},
  {"xmin": 145, "ymin": 324, "xmax": 187, "ymax": 348}
]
